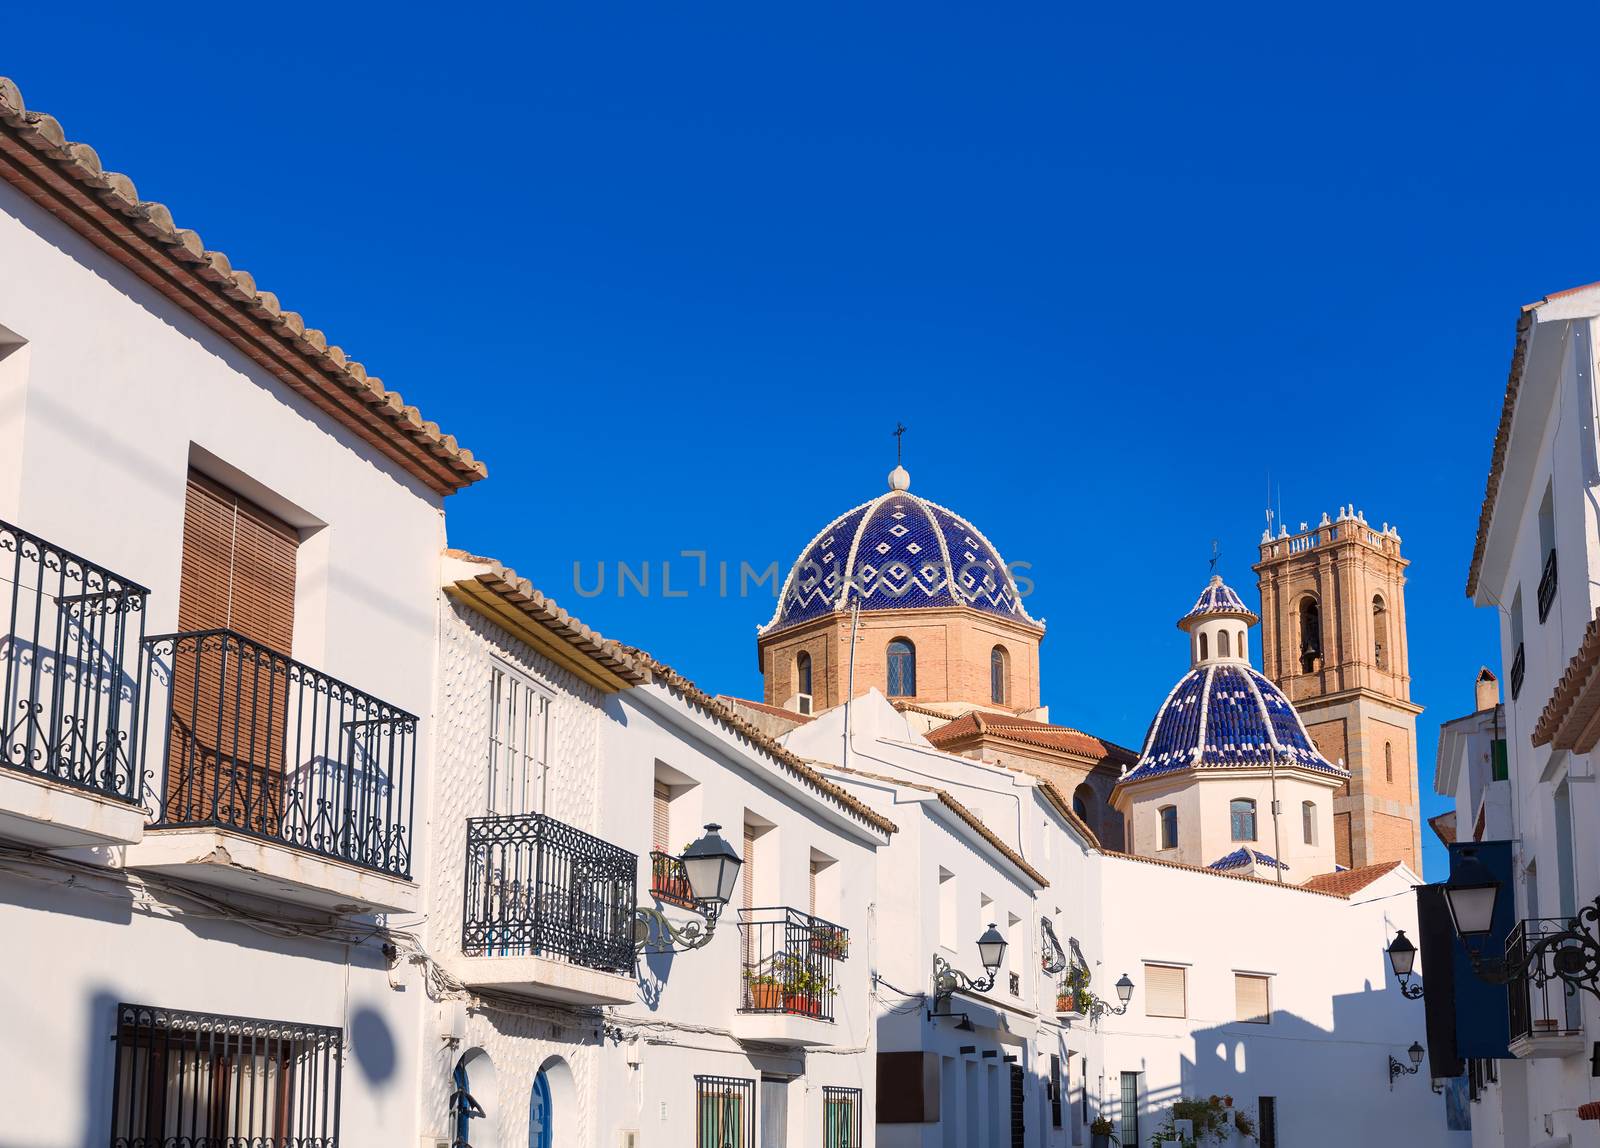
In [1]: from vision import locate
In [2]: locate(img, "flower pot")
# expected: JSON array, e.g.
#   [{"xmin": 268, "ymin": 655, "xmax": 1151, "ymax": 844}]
[
  {"xmin": 1091, "ymin": 1134, "xmax": 1113, "ymax": 1148},
  {"xmin": 784, "ymin": 993, "xmax": 811, "ymax": 1015},
  {"xmin": 749, "ymin": 983, "xmax": 781, "ymax": 1011}
]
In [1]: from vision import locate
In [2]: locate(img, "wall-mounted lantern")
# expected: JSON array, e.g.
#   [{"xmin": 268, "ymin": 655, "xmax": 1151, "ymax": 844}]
[
  {"xmin": 1385, "ymin": 930, "xmax": 1424, "ymax": 999},
  {"xmin": 1388, "ymin": 1041, "xmax": 1424, "ymax": 1088},
  {"xmin": 932, "ymin": 924, "xmax": 1009, "ymax": 1010},
  {"xmin": 634, "ymin": 823, "xmax": 743, "ymax": 954}
]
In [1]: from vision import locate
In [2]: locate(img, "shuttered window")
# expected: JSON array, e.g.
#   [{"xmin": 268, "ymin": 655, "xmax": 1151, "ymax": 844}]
[
  {"xmin": 179, "ymin": 471, "xmax": 297, "ymax": 649},
  {"xmin": 1235, "ymin": 974, "xmax": 1271, "ymax": 1024},
  {"xmin": 652, "ymin": 781, "xmax": 671, "ymax": 852},
  {"xmin": 1143, "ymin": 964, "xmax": 1187, "ymax": 1018}
]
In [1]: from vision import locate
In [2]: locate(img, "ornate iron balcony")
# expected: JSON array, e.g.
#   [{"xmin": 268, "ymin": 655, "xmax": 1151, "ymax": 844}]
[
  {"xmin": 141, "ymin": 629, "xmax": 417, "ymax": 878},
  {"xmin": 1538, "ymin": 548, "xmax": 1558, "ymax": 624},
  {"xmin": 649, "ymin": 849, "xmax": 698, "ymax": 910},
  {"xmin": 463, "ymin": 811, "xmax": 638, "ymax": 974},
  {"xmin": 1506, "ymin": 916, "xmax": 1585, "ymax": 1047},
  {"xmin": 1510, "ymin": 643, "xmax": 1526, "ymax": 702},
  {"xmin": 738, "ymin": 906, "xmax": 849, "ymax": 1022},
  {"xmin": 0, "ymin": 519, "xmax": 149, "ymax": 804}
]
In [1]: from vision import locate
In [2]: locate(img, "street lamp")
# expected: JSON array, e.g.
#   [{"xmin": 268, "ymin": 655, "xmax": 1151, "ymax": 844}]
[
  {"xmin": 932, "ymin": 924, "xmax": 1010, "ymax": 1010},
  {"xmin": 1085, "ymin": 973, "xmax": 1135, "ymax": 1023},
  {"xmin": 634, "ymin": 823, "xmax": 743, "ymax": 955},
  {"xmin": 1443, "ymin": 853, "xmax": 1500, "ymax": 942},
  {"xmin": 1385, "ymin": 931, "xmax": 1424, "ymax": 999},
  {"xmin": 1388, "ymin": 1041, "xmax": 1425, "ymax": 1089}
]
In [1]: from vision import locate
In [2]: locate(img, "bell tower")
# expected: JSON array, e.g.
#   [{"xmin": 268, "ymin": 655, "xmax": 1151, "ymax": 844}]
[{"xmin": 1254, "ymin": 508, "xmax": 1424, "ymax": 874}]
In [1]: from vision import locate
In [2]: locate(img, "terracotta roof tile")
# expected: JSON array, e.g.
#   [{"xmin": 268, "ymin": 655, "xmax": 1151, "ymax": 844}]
[
  {"xmin": 0, "ymin": 76, "xmax": 484, "ymax": 494},
  {"xmin": 1533, "ymin": 608, "xmax": 1600, "ymax": 749},
  {"xmin": 715, "ymin": 695, "xmax": 816, "ymax": 724},
  {"xmin": 926, "ymin": 711, "xmax": 1138, "ymax": 764},
  {"xmin": 1104, "ymin": 850, "xmax": 1350, "ymax": 899},
  {"xmin": 1299, "ymin": 860, "xmax": 1405, "ymax": 897}
]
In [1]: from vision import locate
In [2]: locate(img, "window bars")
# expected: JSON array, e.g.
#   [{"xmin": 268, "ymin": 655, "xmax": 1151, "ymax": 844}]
[
  {"xmin": 109, "ymin": 1001, "xmax": 342, "ymax": 1148},
  {"xmin": 696, "ymin": 1075, "xmax": 755, "ymax": 1148},
  {"xmin": 823, "ymin": 1086, "xmax": 863, "ymax": 1148},
  {"xmin": 0, "ymin": 518, "xmax": 148, "ymax": 803},
  {"xmin": 141, "ymin": 628, "xmax": 418, "ymax": 878},
  {"xmin": 463, "ymin": 811, "xmax": 638, "ymax": 973}
]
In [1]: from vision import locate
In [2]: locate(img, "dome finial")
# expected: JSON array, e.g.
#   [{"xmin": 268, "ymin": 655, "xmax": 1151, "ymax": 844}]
[{"xmin": 889, "ymin": 421, "xmax": 910, "ymax": 490}]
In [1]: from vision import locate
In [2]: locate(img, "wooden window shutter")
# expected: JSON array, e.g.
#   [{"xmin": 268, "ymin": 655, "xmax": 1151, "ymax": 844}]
[
  {"xmin": 742, "ymin": 824, "xmax": 756, "ymax": 911},
  {"xmin": 178, "ymin": 471, "xmax": 298, "ymax": 650},
  {"xmin": 652, "ymin": 781, "xmax": 670, "ymax": 852},
  {"xmin": 809, "ymin": 859, "xmax": 819, "ymax": 916},
  {"xmin": 1235, "ymin": 974, "xmax": 1271, "ymax": 1023},
  {"xmin": 1143, "ymin": 964, "xmax": 1187, "ymax": 1018}
]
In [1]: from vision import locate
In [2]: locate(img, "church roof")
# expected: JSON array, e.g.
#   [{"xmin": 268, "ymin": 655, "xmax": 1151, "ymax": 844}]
[
  {"xmin": 926, "ymin": 710, "xmax": 1136, "ymax": 765},
  {"xmin": 1209, "ymin": 847, "xmax": 1288, "ymax": 872},
  {"xmin": 1178, "ymin": 574, "xmax": 1259, "ymax": 627},
  {"xmin": 1120, "ymin": 662, "xmax": 1347, "ymax": 786},
  {"xmin": 762, "ymin": 470, "xmax": 1040, "ymax": 635}
]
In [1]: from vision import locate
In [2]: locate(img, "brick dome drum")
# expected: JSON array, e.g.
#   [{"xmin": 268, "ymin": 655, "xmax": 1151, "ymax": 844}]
[{"xmin": 761, "ymin": 470, "xmax": 1040, "ymax": 635}]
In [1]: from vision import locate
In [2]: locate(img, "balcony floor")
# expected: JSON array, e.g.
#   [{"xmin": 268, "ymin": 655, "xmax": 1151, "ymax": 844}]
[
  {"xmin": 123, "ymin": 827, "xmax": 418, "ymax": 914},
  {"xmin": 450, "ymin": 952, "xmax": 638, "ymax": 1006},
  {"xmin": 0, "ymin": 768, "xmax": 146, "ymax": 849},
  {"xmin": 1509, "ymin": 1029, "xmax": 1586, "ymax": 1059},
  {"xmin": 731, "ymin": 1009, "xmax": 839, "ymax": 1047}
]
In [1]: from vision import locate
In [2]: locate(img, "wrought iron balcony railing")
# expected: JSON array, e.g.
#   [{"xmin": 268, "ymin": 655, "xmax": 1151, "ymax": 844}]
[
  {"xmin": 738, "ymin": 906, "xmax": 848, "ymax": 1022},
  {"xmin": 1510, "ymin": 643, "xmax": 1525, "ymax": 702},
  {"xmin": 463, "ymin": 812, "xmax": 638, "ymax": 974},
  {"xmin": 141, "ymin": 629, "xmax": 417, "ymax": 878},
  {"xmin": 0, "ymin": 519, "xmax": 148, "ymax": 804},
  {"xmin": 649, "ymin": 849, "xmax": 698, "ymax": 910},
  {"xmin": 1538, "ymin": 548, "xmax": 1558, "ymax": 624},
  {"xmin": 1506, "ymin": 916, "xmax": 1585, "ymax": 1045}
]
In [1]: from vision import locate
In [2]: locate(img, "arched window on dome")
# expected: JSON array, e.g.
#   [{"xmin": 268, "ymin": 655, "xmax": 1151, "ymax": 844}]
[
  {"xmin": 1238, "ymin": 630, "xmax": 1246, "ymax": 658},
  {"xmin": 1218, "ymin": 630, "xmax": 1232, "ymax": 658},
  {"xmin": 1230, "ymin": 798, "xmax": 1257, "ymax": 842},
  {"xmin": 1298, "ymin": 597, "xmax": 1322, "ymax": 673},
  {"xmin": 1158, "ymin": 805, "xmax": 1178, "ymax": 850},
  {"xmin": 1302, "ymin": 800, "xmax": 1317, "ymax": 845},
  {"xmin": 887, "ymin": 639, "xmax": 916, "ymax": 697},
  {"xmin": 1199, "ymin": 632, "xmax": 1210, "ymax": 661},
  {"xmin": 990, "ymin": 645, "xmax": 1008, "ymax": 704},
  {"xmin": 1072, "ymin": 783, "xmax": 1097, "ymax": 833},
  {"xmin": 1373, "ymin": 595, "xmax": 1389, "ymax": 670},
  {"xmin": 795, "ymin": 651, "xmax": 812, "ymax": 699}
]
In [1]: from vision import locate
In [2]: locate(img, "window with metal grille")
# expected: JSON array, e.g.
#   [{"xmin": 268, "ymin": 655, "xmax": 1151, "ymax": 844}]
[
  {"xmin": 990, "ymin": 645, "xmax": 1007, "ymax": 704},
  {"xmin": 696, "ymin": 1075, "xmax": 755, "ymax": 1147},
  {"xmin": 887, "ymin": 639, "xmax": 916, "ymax": 697},
  {"xmin": 822, "ymin": 1086, "xmax": 862, "ymax": 1148},
  {"xmin": 1049, "ymin": 1054, "xmax": 1062, "ymax": 1128},
  {"xmin": 1230, "ymin": 799, "xmax": 1257, "ymax": 842},
  {"xmin": 1234, "ymin": 973, "xmax": 1271, "ymax": 1023},
  {"xmin": 1158, "ymin": 805, "xmax": 1178, "ymax": 850},
  {"xmin": 487, "ymin": 662, "xmax": 549, "ymax": 816},
  {"xmin": 1258, "ymin": 1096, "xmax": 1277, "ymax": 1148},
  {"xmin": 1118, "ymin": 1072, "xmax": 1139, "ymax": 1146},
  {"xmin": 109, "ymin": 1002, "xmax": 342, "ymax": 1147},
  {"xmin": 1143, "ymin": 963, "xmax": 1186, "ymax": 1018}
]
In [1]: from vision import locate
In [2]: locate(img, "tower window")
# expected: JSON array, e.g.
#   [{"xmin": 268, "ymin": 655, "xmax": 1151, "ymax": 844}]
[
  {"xmin": 1158, "ymin": 805, "xmax": 1178, "ymax": 850},
  {"xmin": 1072, "ymin": 783, "xmax": 1097, "ymax": 833},
  {"xmin": 1199, "ymin": 632, "xmax": 1209, "ymax": 661},
  {"xmin": 1218, "ymin": 629, "xmax": 1232, "ymax": 658},
  {"xmin": 1302, "ymin": 801, "xmax": 1316, "ymax": 845},
  {"xmin": 1238, "ymin": 630, "xmax": 1246, "ymax": 658},
  {"xmin": 1298, "ymin": 597, "xmax": 1322, "ymax": 673},
  {"xmin": 1230, "ymin": 798, "xmax": 1257, "ymax": 842},
  {"xmin": 1372, "ymin": 595, "xmax": 1388, "ymax": 671},
  {"xmin": 796, "ymin": 651, "xmax": 812, "ymax": 698},
  {"xmin": 1385, "ymin": 742, "xmax": 1393, "ymax": 784},
  {"xmin": 990, "ymin": 645, "xmax": 1008, "ymax": 705},
  {"xmin": 887, "ymin": 639, "xmax": 916, "ymax": 697}
]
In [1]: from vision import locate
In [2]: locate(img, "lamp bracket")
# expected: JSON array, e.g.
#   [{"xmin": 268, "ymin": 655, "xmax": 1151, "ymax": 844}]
[
  {"xmin": 633, "ymin": 904, "xmax": 721, "ymax": 955},
  {"xmin": 1462, "ymin": 895, "xmax": 1600, "ymax": 1001},
  {"xmin": 932, "ymin": 954, "xmax": 997, "ymax": 1010},
  {"xmin": 1389, "ymin": 1056, "xmax": 1420, "ymax": 1089}
]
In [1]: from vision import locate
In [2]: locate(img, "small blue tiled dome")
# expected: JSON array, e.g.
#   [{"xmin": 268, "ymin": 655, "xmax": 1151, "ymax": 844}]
[
  {"xmin": 1120, "ymin": 662, "xmax": 1345, "ymax": 785},
  {"xmin": 761, "ymin": 470, "xmax": 1041, "ymax": 635},
  {"xmin": 1178, "ymin": 574, "xmax": 1259, "ymax": 628},
  {"xmin": 1209, "ymin": 847, "xmax": 1288, "ymax": 872}
]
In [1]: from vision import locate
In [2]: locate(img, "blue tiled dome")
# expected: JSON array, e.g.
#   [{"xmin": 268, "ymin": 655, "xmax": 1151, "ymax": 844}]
[
  {"xmin": 1120, "ymin": 662, "xmax": 1346, "ymax": 785},
  {"xmin": 1178, "ymin": 575, "xmax": 1259, "ymax": 627},
  {"xmin": 1209, "ymin": 847, "xmax": 1288, "ymax": 872},
  {"xmin": 761, "ymin": 471, "xmax": 1041, "ymax": 635}
]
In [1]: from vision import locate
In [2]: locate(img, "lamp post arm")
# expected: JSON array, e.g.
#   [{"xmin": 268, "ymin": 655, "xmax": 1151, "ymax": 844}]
[
  {"xmin": 634, "ymin": 906, "xmax": 721, "ymax": 955},
  {"xmin": 932, "ymin": 954, "xmax": 997, "ymax": 1006}
]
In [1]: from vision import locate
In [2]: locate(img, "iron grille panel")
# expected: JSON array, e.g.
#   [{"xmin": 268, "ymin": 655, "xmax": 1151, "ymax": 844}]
[
  {"xmin": 0, "ymin": 518, "xmax": 148, "ymax": 803},
  {"xmin": 1506, "ymin": 916, "xmax": 1585, "ymax": 1044},
  {"xmin": 462, "ymin": 811, "xmax": 638, "ymax": 973},
  {"xmin": 737, "ymin": 906, "xmax": 848, "ymax": 1022},
  {"xmin": 823, "ymin": 1086, "xmax": 863, "ymax": 1148},
  {"xmin": 141, "ymin": 629, "xmax": 417, "ymax": 878},
  {"xmin": 1538, "ymin": 548, "xmax": 1558, "ymax": 623},
  {"xmin": 696, "ymin": 1075, "xmax": 755, "ymax": 1148},
  {"xmin": 109, "ymin": 1001, "xmax": 343, "ymax": 1148},
  {"xmin": 1510, "ymin": 643, "xmax": 1525, "ymax": 701}
]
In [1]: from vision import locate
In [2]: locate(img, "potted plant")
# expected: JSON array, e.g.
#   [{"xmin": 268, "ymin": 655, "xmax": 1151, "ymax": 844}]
[
  {"xmin": 1233, "ymin": 1109, "xmax": 1256, "ymax": 1139},
  {"xmin": 744, "ymin": 968, "xmax": 782, "ymax": 1011},
  {"xmin": 810, "ymin": 925, "xmax": 849, "ymax": 960},
  {"xmin": 1090, "ymin": 1115, "xmax": 1117, "ymax": 1148}
]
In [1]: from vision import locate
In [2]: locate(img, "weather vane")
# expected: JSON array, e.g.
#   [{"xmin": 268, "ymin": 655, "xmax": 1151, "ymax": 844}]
[
  {"xmin": 893, "ymin": 422, "xmax": 907, "ymax": 465},
  {"xmin": 1209, "ymin": 539, "xmax": 1220, "ymax": 575}
]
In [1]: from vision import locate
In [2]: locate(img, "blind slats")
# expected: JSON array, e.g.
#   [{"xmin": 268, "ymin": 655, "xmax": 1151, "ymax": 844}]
[
  {"xmin": 652, "ymin": 782, "xmax": 670, "ymax": 852},
  {"xmin": 1235, "ymin": 974, "xmax": 1271, "ymax": 1024},
  {"xmin": 1143, "ymin": 963, "xmax": 1186, "ymax": 1018}
]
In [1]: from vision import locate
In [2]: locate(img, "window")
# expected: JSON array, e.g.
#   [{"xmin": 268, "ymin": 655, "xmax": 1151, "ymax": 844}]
[
  {"xmin": 1372, "ymin": 595, "xmax": 1388, "ymax": 670},
  {"xmin": 1491, "ymin": 738, "xmax": 1508, "ymax": 782},
  {"xmin": 1199, "ymin": 632, "xmax": 1209, "ymax": 661},
  {"xmin": 1298, "ymin": 597, "xmax": 1321, "ymax": 673},
  {"xmin": 1301, "ymin": 801, "xmax": 1316, "ymax": 845},
  {"xmin": 1258, "ymin": 1096, "xmax": 1277, "ymax": 1148},
  {"xmin": 1230, "ymin": 799, "xmax": 1257, "ymax": 842},
  {"xmin": 1158, "ymin": 805, "xmax": 1178, "ymax": 850},
  {"xmin": 823, "ymin": 1086, "xmax": 862, "ymax": 1148},
  {"xmin": 1119, "ymin": 1072, "xmax": 1140, "ymax": 1147},
  {"xmin": 1235, "ymin": 974, "xmax": 1271, "ymax": 1023},
  {"xmin": 487, "ymin": 663, "xmax": 550, "ymax": 816},
  {"xmin": 1218, "ymin": 629, "xmax": 1232, "ymax": 658},
  {"xmin": 696, "ymin": 1076, "xmax": 754, "ymax": 1147},
  {"xmin": 1143, "ymin": 963, "xmax": 1187, "ymax": 1018},
  {"xmin": 110, "ymin": 1002, "xmax": 342, "ymax": 1147},
  {"xmin": 1539, "ymin": 482, "xmax": 1558, "ymax": 623},
  {"xmin": 1049, "ymin": 1054, "xmax": 1062, "ymax": 1128},
  {"xmin": 796, "ymin": 651, "xmax": 813, "ymax": 698},
  {"xmin": 938, "ymin": 868, "xmax": 957, "ymax": 951},
  {"xmin": 990, "ymin": 645, "xmax": 1008, "ymax": 704},
  {"xmin": 1510, "ymin": 587, "xmax": 1526, "ymax": 700},
  {"xmin": 1238, "ymin": 629, "xmax": 1246, "ymax": 658},
  {"xmin": 1384, "ymin": 742, "xmax": 1393, "ymax": 784},
  {"xmin": 887, "ymin": 639, "xmax": 916, "ymax": 697},
  {"xmin": 652, "ymin": 780, "xmax": 671, "ymax": 852},
  {"xmin": 1072, "ymin": 783, "xmax": 1098, "ymax": 833}
]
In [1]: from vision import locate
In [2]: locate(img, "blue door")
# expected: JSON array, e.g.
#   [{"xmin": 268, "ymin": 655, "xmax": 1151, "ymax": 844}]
[
  {"xmin": 452, "ymin": 1060, "xmax": 486, "ymax": 1148},
  {"xmin": 530, "ymin": 1070, "xmax": 553, "ymax": 1148}
]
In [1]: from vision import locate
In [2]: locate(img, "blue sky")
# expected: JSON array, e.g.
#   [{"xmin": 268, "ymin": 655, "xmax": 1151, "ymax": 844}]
[{"xmin": 18, "ymin": 3, "xmax": 1599, "ymax": 878}]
